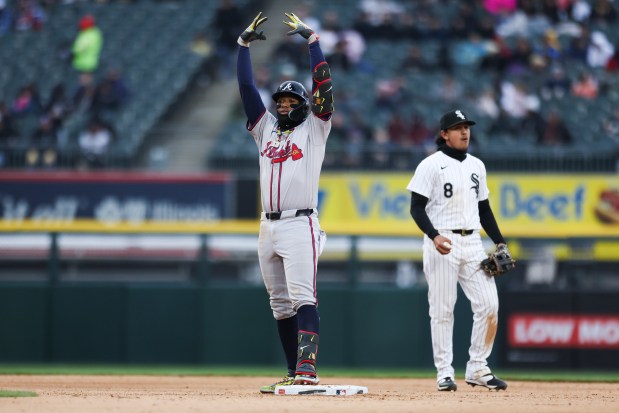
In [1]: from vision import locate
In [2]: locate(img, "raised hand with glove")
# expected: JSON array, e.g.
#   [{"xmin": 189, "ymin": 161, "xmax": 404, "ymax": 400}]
[
  {"xmin": 481, "ymin": 244, "xmax": 516, "ymax": 276},
  {"xmin": 283, "ymin": 12, "xmax": 318, "ymax": 43},
  {"xmin": 238, "ymin": 12, "xmax": 268, "ymax": 46}
]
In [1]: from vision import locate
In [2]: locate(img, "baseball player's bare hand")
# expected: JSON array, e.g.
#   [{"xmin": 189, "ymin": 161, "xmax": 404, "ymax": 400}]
[
  {"xmin": 283, "ymin": 12, "xmax": 315, "ymax": 39},
  {"xmin": 240, "ymin": 12, "xmax": 268, "ymax": 43},
  {"xmin": 434, "ymin": 235, "xmax": 453, "ymax": 255}
]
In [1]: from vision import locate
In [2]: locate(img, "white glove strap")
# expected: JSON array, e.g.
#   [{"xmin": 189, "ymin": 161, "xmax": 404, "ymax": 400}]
[
  {"xmin": 308, "ymin": 33, "xmax": 319, "ymax": 44},
  {"xmin": 237, "ymin": 36, "xmax": 250, "ymax": 47}
]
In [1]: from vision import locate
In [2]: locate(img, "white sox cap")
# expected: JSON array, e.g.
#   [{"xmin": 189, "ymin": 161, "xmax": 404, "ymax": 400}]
[{"xmin": 440, "ymin": 110, "xmax": 476, "ymax": 130}]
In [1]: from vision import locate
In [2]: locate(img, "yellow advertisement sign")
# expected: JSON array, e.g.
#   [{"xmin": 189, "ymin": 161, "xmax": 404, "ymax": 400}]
[{"xmin": 317, "ymin": 173, "xmax": 619, "ymax": 238}]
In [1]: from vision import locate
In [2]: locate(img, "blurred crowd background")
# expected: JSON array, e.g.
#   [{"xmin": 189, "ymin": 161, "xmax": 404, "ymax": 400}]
[{"xmin": 1, "ymin": 0, "xmax": 618, "ymax": 173}]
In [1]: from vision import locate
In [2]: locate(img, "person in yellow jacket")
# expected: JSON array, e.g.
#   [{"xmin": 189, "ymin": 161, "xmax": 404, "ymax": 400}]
[{"xmin": 72, "ymin": 14, "xmax": 103, "ymax": 74}]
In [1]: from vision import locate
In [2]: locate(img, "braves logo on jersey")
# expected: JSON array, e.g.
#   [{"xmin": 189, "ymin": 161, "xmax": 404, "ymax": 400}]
[{"xmin": 262, "ymin": 140, "xmax": 304, "ymax": 163}]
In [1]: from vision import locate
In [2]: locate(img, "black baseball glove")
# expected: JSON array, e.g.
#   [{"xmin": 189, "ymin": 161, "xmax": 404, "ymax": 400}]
[
  {"xmin": 481, "ymin": 244, "xmax": 515, "ymax": 276},
  {"xmin": 239, "ymin": 12, "xmax": 268, "ymax": 44},
  {"xmin": 283, "ymin": 12, "xmax": 315, "ymax": 39}
]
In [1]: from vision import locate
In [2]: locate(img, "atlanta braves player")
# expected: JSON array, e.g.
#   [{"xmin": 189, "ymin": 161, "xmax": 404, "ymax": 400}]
[
  {"xmin": 407, "ymin": 110, "xmax": 513, "ymax": 392},
  {"xmin": 236, "ymin": 12, "xmax": 333, "ymax": 393}
]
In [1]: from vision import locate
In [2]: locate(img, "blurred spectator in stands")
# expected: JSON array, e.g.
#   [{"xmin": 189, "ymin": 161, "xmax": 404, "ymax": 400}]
[
  {"xmin": 537, "ymin": 29, "xmax": 563, "ymax": 67},
  {"xmin": 474, "ymin": 86, "xmax": 500, "ymax": 119},
  {"xmin": 344, "ymin": 113, "xmax": 372, "ymax": 168},
  {"xmin": 571, "ymin": 70, "xmax": 599, "ymax": 99},
  {"xmin": 587, "ymin": 30, "xmax": 615, "ymax": 68},
  {"xmin": 352, "ymin": 10, "xmax": 374, "ymax": 39},
  {"xmin": 537, "ymin": 109, "xmax": 573, "ymax": 146},
  {"xmin": 505, "ymin": 37, "xmax": 534, "ymax": 75},
  {"xmin": 11, "ymin": 83, "xmax": 42, "ymax": 117},
  {"xmin": 565, "ymin": 26, "xmax": 589, "ymax": 63},
  {"xmin": 14, "ymin": 0, "xmax": 45, "ymax": 32},
  {"xmin": 495, "ymin": 8, "xmax": 529, "ymax": 38},
  {"xmin": 501, "ymin": 80, "xmax": 540, "ymax": 118},
  {"xmin": 603, "ymin": 107, "xmax": 619, "ymax": 143},
  {"xmin": 432, "ymin": 74, "xmax": 464, "ymax": 105},
  {"xmin": 368, "ymin": 126, "xmax": 394, "ymax": 168},
  {"xmin": 450, "ymin": 3, "xmax": 479, "ymax": 40},
  {"xmin": 270, "ymin": 35, "xmax": 307, "ymax": 71},
  {"xmin": 572, "ymin": 0, "xmax": 592, "ymax": 23},
  {"xmin": 0, "ymin": 101, "xmax": 21, "ymax": 166},
  {"xmin": 541, "ymin": 65, "xmax": 571, "ymax": 100},
  {"xmin": 435, "ymin": 40, "xmax": 454, "ymax": 73},
  {"xmin": 359, "ymin": 0, "xmax": 404, "ymax": 26},
  {"xmin": 479, "ymin": 36, "xmax": 511, "ymax": 73},
  {"xmin": 189, "ymin": 31, "xmax": 216, "ymax": 87},
  {"xmin": 72, "ymin": 72, "xmax": 96, "ymax": 113},
  {"xmin": 71, "ymin": 14, "xmax": 103, "ymax": 74},
  {"xmin": 375, "ymin": 76, "xmax": 408, "ymax": 114},
  {"xmin": 78, "ymin": 117, "xmax": 114, "ymax": 169},
  {"xmin": 44, "ymin": 83, "xmax": 72, "ymax": 147},
  {"xmin": 452, "ymin": 32, "xmax": 493, "ymax": 68},
  {"xmin": 327, "ymin": 38, "xmax": 351, "ymax": 72},
  {"xmin": 26, "ymin": 114, "xmax": 60, "ymax": 168},
  {"xmin": 92, "ymin": 68, "xmax": 130, "ymax": 114},
  {"xmin": 252, "ymin": 66, "xmax": 275, "ymax": 111},
  {"xmin": 213, "ymin": 0, "xmax": 243, "ymax": 80},
  {"xmin": 390, "ymin": 112, "xmax": 433, "ymax": 148},
  {"xmin": 323, "ymin": 111, "xmax": 346, "ymax": 167},
  {"xmin": 590, "ymin": 0, "xmax": 617, "ymax": 25},
  {"xmin": 0, "ymin": 0, "xmax": 12, "ymax": 36},
  {"xmin": 372, "ymin": 12, "xmax": 400, "ymax": 40},
  {"xmin": 541, "ymin": 0, "xmax": 569, "ymax": 24},
  {"xmin": 399, "ymin": 12, "xmax": 422, "ymax": 40},
  {"xmin": 423, "ymin": 13, "xmax": 449, "ymax": 42},
  {"xmin": 400, "ymin": 45, "xmax": 431, "ymax": 73}
]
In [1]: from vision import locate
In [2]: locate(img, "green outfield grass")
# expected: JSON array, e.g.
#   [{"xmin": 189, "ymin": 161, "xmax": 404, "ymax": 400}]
[
  {"xmin": 0, "ymin": 365, "xmax": 617, "ymax": 383},
  {"xmin": 0, "ymin": 390, "xmax": 37, "ymax": 398}
]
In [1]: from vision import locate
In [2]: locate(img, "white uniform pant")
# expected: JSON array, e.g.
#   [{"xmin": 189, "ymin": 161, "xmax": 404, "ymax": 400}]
[
  {"xmin": 258, "ymin": 213, "xmax": 325, "ymax": 320},
  {"xmin": 423, "ymin": 232, "xmax": 499, "ymax": 381}
]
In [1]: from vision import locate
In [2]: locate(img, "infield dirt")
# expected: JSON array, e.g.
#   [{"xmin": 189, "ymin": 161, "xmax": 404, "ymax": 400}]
[{"xmin": 1, "ymin": 375, "xmax": 617, "ymax": 413}]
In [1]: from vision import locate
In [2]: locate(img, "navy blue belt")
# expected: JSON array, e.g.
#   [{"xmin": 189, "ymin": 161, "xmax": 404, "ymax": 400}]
[
  {"xmin": 265, "ymin": 209, "xmax": 314, "ymax": 220},
  {"xmin": 451, "ymin": 229, "xmax": 474, "ymax": 236}
]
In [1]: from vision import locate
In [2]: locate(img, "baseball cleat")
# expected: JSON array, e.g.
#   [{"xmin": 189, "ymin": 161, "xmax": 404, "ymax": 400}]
[
  {"xmin": 294, "ymin": 373, "xmax": 320, "ymax": 385},
  {"xmin": 259, "ymin": 376, "xmax": 295, "ymax": 394},
  {"xmin": 294, "ymin": 362, "xmax": 320, "ymax": 385},
  {"xmin": 437, "ymin": 377, "xmax": 457, "ymax": 392},
  {"xmin": 465, "ymin": 374, "xmax": 507, "ymax": 391}
]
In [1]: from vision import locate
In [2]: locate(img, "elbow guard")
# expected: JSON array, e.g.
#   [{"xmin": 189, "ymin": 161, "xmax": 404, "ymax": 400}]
[{"xmin": 312, "ymin": 61, "xmax": 333, "ymax": 116}]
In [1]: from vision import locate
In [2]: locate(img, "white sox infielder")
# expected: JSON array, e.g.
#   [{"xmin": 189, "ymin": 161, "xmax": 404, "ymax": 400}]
[
  {"xmin": 237, "ymin": 12, "xmax": 333, "ymax": 393},
  {"xmin": 407, "ymin": 110, "xmax": 511, "ymax": 392}
]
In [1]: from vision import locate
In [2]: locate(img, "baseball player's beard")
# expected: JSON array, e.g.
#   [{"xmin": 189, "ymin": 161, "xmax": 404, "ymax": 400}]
[{"xmin": 277, "ymin": 111, "xmax": 303, "ymax": 130}]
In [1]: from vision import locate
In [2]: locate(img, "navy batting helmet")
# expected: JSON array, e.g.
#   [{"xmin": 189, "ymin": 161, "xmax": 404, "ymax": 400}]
[
  {"xmin": 272, "ymin": 81, "xmax": 309, "ymax": 124},
  {"xmin": 272, "ymin": 80, "xmax": 309, "ymax": 103}
]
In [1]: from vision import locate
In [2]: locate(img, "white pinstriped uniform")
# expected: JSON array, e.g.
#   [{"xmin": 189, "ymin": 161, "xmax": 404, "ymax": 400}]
[
  {"xmin": 407, "ymin": 151, "xmax": 499, "ymax": 381},
  {"xmin": 248, "ymin": 111, "xmax": 330, "ymax": 320}
]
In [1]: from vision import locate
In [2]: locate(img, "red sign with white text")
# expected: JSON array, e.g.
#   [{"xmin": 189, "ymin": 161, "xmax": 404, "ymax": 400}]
[{"xmin": 508, "ymin": 314, "xmax": 619, "ymax": 349}]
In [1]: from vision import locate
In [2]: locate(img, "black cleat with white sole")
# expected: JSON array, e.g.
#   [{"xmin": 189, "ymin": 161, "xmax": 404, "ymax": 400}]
[
  {"xmin": 437, "ymin": 377, "xmax": 457, "ymax": 392},
  {"xmin": 466, "ymin": 374, "xmax": 507, "ymax": 391}
]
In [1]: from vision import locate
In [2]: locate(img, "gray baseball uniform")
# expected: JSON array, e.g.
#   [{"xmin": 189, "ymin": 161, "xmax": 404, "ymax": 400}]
[{"xmin": 249, "ymin": 111, "xmax": 329, "ymax": 319}]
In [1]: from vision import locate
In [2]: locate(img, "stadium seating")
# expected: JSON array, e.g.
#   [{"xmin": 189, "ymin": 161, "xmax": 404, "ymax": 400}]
[
  {"xmin": 208, "ymin": 0, "xmax": 619, "ymax": 172},
  {"xmin": 0, "ymin": 0, "xmax": 249, "ymax": 168}
]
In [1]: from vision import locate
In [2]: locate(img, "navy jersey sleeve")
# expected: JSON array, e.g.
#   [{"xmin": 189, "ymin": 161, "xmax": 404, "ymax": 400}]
[
  {"xmin": 309, "ymin": 41, "xmax": 325, "ymax": 91},
  {"xmin": 237, "ymin": 45, "xmax": 266, "ymax": 126}
]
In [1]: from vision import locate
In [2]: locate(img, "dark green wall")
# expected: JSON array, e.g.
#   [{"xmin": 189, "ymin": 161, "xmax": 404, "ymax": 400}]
[{"xmin": 0, "ymin": 283, "xmax": 480, "ymax": 370}]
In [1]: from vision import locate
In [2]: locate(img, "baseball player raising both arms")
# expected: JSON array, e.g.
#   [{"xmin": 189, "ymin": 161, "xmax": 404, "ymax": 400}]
[
  {"xmin": 406, "ymin": 110, "xmax": 514, "ymax": 392},
  {"xmin": 236, "ymin": 12, "xmax": 333, "ymax": 393}
]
